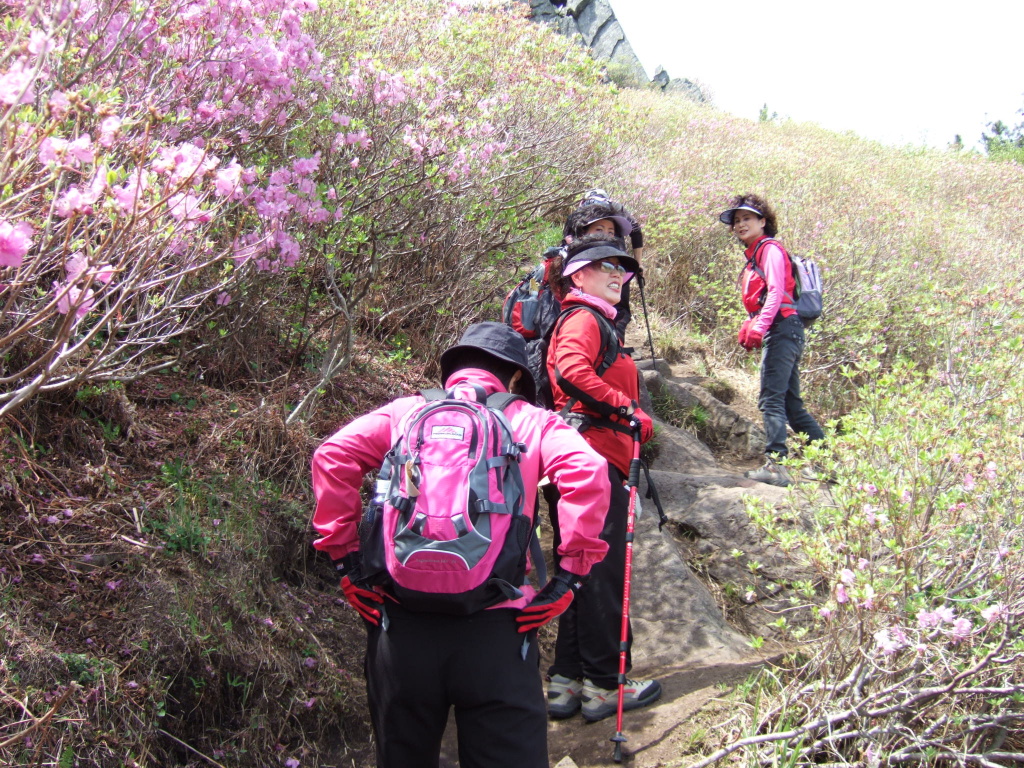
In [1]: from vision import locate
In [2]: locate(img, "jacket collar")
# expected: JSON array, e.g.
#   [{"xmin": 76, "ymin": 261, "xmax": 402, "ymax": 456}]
[
  {"xmin": 744, "ymin": 235, "xmax": 772, "ymax": 260},
  {"xmin": 442, "ymin": 368, "xmax": 506, "ymax": 395},
  {"xmin": 565, "ymin": 288, "xmax": 618, "ymax": 320}
]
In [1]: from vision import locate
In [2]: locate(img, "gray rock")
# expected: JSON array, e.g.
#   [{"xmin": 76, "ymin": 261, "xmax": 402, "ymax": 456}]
[
  {"xmin": 646, "ymin": 374, "xmax": 766, "ymax": 458},
  {"xmin": 665, "ymin": 77, "xmax": 710, "ymax": 103},
  {"xmin": 528, "ymin": 0, "xmax": 560, "ymax": 19},
  {"xmin": 565, "ymin": 0, "xmax": 593, "ymax": 17},
  {"xmin": 636, "ymin": 357, "xmax": 672, "ymax": 378},
  {"xmin": 652, "ymin": 65, "xmax": 671, "ymax": 89},
  {"xmin": 648, "ymin": 414, "xmax": 718, "ymax": 475}
]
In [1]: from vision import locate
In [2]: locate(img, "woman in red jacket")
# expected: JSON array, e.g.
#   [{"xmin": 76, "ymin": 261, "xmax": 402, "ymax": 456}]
[
  {"xmin": 543, "ymin": 232, "xmax": 662, "ymax": 722},
  {"xmin": 720, "ymin": 193, "xmax": 824, "ymax": 486}
]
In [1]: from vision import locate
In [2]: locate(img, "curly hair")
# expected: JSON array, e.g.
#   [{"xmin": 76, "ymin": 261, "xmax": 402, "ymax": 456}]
[
  {"xmin": 549, "ymin": 232, "xmax": 628, "ymax": 299},
  {"xmin": 562, "ymin": 202, "xmax": 627, "ymax": 240},
  {"xmin": 728, "ymin": 193, "xmax": 778, "ymax": 238}
]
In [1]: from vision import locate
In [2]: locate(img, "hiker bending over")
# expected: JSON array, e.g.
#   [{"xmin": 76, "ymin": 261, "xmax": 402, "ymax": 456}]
[
  {"xmin": 720, "ymin": 194, "xmax": 824, "ymax": 486},
  {"xmin": 543, "ymin": 232, "xmax": 662, "ymax": 722},
  {"xmin": 311, "ymin": 322, "xmax": 612, "ymax": 768},
  {"xmin": 563, "ymin": 189, "xmax": 644, "ymax": 341}
]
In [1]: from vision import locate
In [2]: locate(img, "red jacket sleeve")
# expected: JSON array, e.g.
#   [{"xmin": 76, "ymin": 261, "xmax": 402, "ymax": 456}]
[
  {"xmin": 550, "ymin": 309, "xmax": 632, "ymax": 414},
  {"xmin": 311, "ymin": 399, "xmax": 410, "ymax": 562}
]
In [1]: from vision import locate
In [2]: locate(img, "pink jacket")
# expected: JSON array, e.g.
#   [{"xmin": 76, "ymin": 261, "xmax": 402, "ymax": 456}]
[{"xmin": 311, "ymin": 368, "xmax": 611, "ymax": 607}]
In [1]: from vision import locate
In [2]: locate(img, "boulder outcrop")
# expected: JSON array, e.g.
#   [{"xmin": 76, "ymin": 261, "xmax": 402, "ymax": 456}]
[{"xmin": 518, "ymin": 0, "xmax": 709, "ymax": 101}]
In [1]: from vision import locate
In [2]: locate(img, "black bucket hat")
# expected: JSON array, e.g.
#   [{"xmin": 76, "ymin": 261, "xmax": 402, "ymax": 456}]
[
  {"xmin": 439, "ymin": 322, "xmax": 537, "ymax": 404},
  {"xmin": 563, "ymin": 239, "xmax": 640, "ymax": 280}
]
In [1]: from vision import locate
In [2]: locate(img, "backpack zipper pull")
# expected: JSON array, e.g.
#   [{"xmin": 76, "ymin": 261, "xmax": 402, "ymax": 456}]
[{"xmin": 405, "ymin": 460, "xmax": 421, "ymax": 497}]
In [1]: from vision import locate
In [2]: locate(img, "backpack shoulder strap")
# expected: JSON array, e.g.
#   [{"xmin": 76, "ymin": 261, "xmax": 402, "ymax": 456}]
[
  {"xmin": 552, "ymin": 304, "xmax": 619, "ymax": 375},
  {"xmin": 551, "ymin": 305, "xmax": 627, "ymax": 420},
  {"xmin": 485, "ymin": 392, "xmax": 526, "ymax": 412},
  {"xmin": 419, "ymin": 388, "xmax": 447, "ymax": 401},
  {"xmin": 747, "ymin": 239, "xmax": 797, "ymax": 309},
  {"xmin": 747, "ymin": 237, "xmax": 778, "ymax": 277}
]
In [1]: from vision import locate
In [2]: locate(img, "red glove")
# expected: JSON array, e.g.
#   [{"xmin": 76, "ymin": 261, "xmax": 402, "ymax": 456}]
[
  {"xmin": 632, "ymin": 408, "xmax": 655, "ymax": 444},
  {"xmin": 516, "ymin": 569, "xmax": 587, "ymax": 633},
  {"xmin": 738, "ymin": 318, "xmax": 763, "ymax": 351},
  {"xmin": 340, "ymin": 575, "xmax": 384, "ymax": 625}
]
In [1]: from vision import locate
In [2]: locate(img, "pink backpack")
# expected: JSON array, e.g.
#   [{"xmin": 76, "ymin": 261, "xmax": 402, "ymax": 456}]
[{"xmin": 359, "ymin": 387, "xmax": 540, "ymax": 615}]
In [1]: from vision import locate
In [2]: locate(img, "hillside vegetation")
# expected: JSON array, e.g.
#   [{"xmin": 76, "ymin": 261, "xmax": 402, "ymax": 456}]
[{"xmin": 2, "ymin": 0, "xmax": 1022, "ymax": 766}]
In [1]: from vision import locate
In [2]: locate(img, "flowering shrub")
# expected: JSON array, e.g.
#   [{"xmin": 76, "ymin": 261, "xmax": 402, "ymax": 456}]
[
  {"xmin": 0, "ymin": 0, "xmax": 331, "ymax": 418},
  {"xmin": 0, "ymin": 0, "xmax": 609, "ymax": 422},
  {"xmin": 599, "ymin": 90, "xmax": 1024, "ymax": 418},
  {"xmin": 694, "ymin": 301, "xmax": 1024, "ymax": 765}
]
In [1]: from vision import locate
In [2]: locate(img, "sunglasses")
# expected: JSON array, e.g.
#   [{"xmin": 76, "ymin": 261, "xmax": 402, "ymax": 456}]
[{"xmin": 594, "ymin": 260, "xmax": 627, "ymax": 275}]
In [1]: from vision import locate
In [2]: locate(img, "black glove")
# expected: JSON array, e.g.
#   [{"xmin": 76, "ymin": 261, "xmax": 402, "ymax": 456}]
[{"xmin": 516, "ymin": 568, "xmax": 588, "ymax": 633}]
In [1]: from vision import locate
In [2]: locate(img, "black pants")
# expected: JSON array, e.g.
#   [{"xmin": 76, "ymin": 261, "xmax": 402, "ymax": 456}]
[
  {"xmin": 759, "ymin": 314, "xmax": 825, "ymax": 458},
  {"xmin": 546, "ymin": 463, "xmax": 631, "ymax": 690},
  {"xmin": 365, "ymin": 606, "xmax": 547, "ymax": 768}
]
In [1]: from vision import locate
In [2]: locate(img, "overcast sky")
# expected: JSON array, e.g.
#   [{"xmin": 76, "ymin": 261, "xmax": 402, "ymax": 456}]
[{"xmin": 612, "ymin": 0, "xmax": 1024, "ymax": 150}]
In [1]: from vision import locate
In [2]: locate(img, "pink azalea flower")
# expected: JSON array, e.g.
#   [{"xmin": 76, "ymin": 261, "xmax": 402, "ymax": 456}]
[
  {"xmin": 55, "ymin": 187, "xmax": 94, "ymax": 217},
  {"xmin": 962, "ymin": 474, "xmax": 975, "ymax": 491},
  {"xmin": 981, "ymin": 604, "xmax": 1006, "ymax": 623},
  {"xmin": 28, "ymin": 31, "xmax": 56, "ymax": 55},
  {"xmin": 67, "ymin": 134, "xmax": 94, "ymax": 164},
  {"xmin": 860, "ymin": 584, "xmax": 875, "ymax": 610},
  {"xmin": 113, "ymin": 169, "xmax": 146, "ymax": 212},
  {"xmin": 292, "ymin": 153, "xmax": 320, "ymax": 175},
  {"xmin": 0, "ymin": 220, "xmax": 33, "ymax": 267},
  {"xmin": 983, "ymin": 462, "xmax": 997, "ymax": 480},
  {"xmin": 950, "ymin": 617, "xmax": 973, "ymax": 640},
  {"xmin": 48, "ymin": 91, "xmax": 71, "ymax": 118},
  {"xmin": 39, "ymin": 136, "xmax": 69, "ymax": 165},
  {"xmin": 214, "ymin": 162, "xmax": 243, "ymax": 198},
  {"xmin": 839, "ymin": 568, "xmax": 855, "ymax": 586},
  {"xmin": 54, "ymin": 282, "xmax": 95, "ymax": 321},
  {"xmin": 0, "ymin": 61, "xmax": 36, "ymax": 105},
  {"xmin": 935, "ymin": 606, "xmax": 956, "ymax": 624},
  {"xmin": 167, "ymin": 193, "xmax": 210, "ymax": 226},
  {"xmin": 873, "ymin": 628, "xmax": 903, "ymax": 655},
  {"xmin": 98, "ymin": 117, "xmax": 122, "ymax": 148},
  {"xmin": 835, "ymin": 584, "xmax": 848, "ymax": 604}
]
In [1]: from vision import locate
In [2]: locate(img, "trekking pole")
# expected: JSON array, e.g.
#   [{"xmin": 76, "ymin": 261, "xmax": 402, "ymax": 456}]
[
  {"xmin": 611, "ymin": 421, "xmax": 643, "ymax": 763},
  {"xmin": 636, "ymin": 275, "xmax": 658, "ymax": 371}
]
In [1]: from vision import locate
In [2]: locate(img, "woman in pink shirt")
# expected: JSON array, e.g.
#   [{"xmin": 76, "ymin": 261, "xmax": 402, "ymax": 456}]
[{"xmin": 720, "ymin": 194, "xmax": 824, "ymax": 486}]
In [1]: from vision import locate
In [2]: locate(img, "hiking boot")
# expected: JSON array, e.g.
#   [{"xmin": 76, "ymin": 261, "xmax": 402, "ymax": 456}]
[
  {"xmin": 547, "ymin": 674, "xmax": 584, "ymax": 719},
  {"xmin": 744, "ymin": 459, "xmax": 791, "ymax": 487},
  {"xmin": 580, "ymin": 677, "xmax": 662, "ymax": 722}
]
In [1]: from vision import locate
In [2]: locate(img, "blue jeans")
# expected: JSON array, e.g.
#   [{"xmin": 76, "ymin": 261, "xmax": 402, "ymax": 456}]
[{"xmin": 759, "ymin": 314, "xmax": 824, "ymax": 458}]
